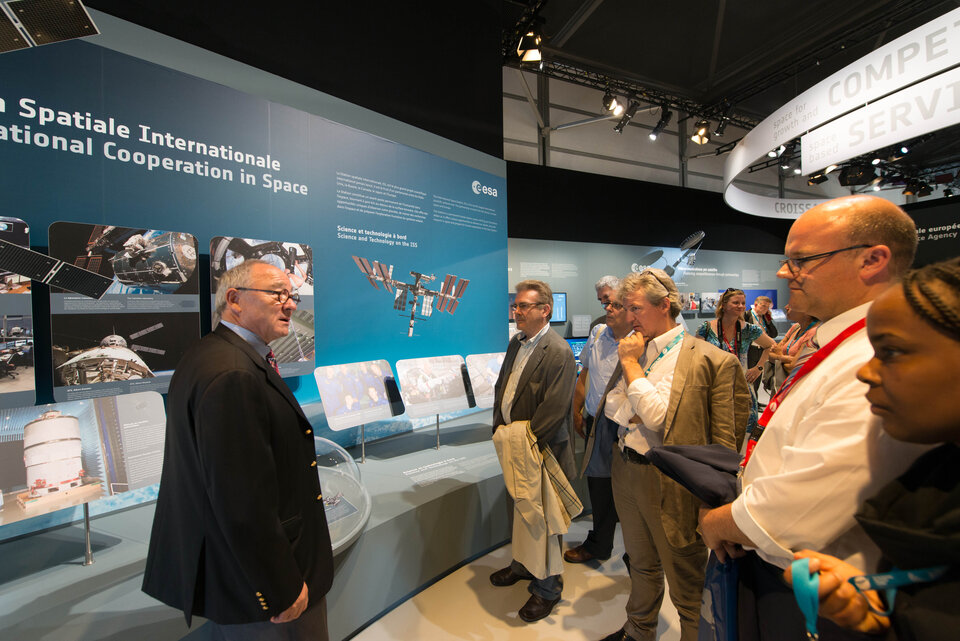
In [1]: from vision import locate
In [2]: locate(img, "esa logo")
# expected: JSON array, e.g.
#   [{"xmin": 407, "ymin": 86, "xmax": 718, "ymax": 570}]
[{"xmin": 471, "ymin": 180, "xmax": 498, "ymax": 197}]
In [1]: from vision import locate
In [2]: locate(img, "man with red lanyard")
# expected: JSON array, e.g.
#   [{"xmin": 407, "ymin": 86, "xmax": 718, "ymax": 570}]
[{"xmin": 698, "ymin": 195, "xmax": 932, "ymax": 641}]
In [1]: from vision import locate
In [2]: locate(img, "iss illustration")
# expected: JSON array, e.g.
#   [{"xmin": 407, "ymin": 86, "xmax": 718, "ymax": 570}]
[
  {"xmin": 56, "ymin": 326, "xmax": 164, "ymax": 386},
  {"xmin": 73, "ymin": 225, "xmax": 198, "ymax": 294},
  {"xmin": 352, "ymin": 256, "xmax": 469, "ymax": 337}
]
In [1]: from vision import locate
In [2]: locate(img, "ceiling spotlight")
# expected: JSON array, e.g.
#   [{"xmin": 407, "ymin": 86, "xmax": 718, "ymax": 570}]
[
  {"xmin": 900, "ymin": 145, "xmax": 910, "ymax": 154},
  {"xmin": 603, "ymin": 91, "xmax": 623, "ymax": 116},
  {"xmin": 808, "ymin": 173, "xmax": 828, "ymax": 185},
  {"xmin": 838, "ymin": 164, "xmax": 876, "ymax": 186},
  {"xmin": 945, "ymin": 188, "xmax": 955, "ymax": 197},
  {"xmin": 613, "ymin": 100, "xmax": 639, "ymax": 134},
  {"xmin": 824, "ymin": 164, "xmax": 839, "ymax": 174},
  {"xmin": 902, "ymin": 181, "xmax": 919, "ymax": 196},
  {"xmin": 871, "ymin": 157, "xmax": 881, "ymax": 165},
  {"xmin": 713, "ymin": 120, "xmax": 728, "ymax": 137},
  {"xmin": 517, "ymin": 31, "xmax": 542, "ymax": 63},
  {"xmin": 649, "ymin": 107, "xmax": 673, "ymax": 141},
  {"xmin": 690, "ymin": 119, "xmax": 710, "ymax": 145},
  {"xmin": 918, "ymin": 183, "xmax": 932, "ymax": 197},
  {"xmin": 793, "ymin": 167, "xmax": 802, "ymax": 175},
  {"xmin": 768, "ymin": 145, "xmax": 785, "ymax": 158}
]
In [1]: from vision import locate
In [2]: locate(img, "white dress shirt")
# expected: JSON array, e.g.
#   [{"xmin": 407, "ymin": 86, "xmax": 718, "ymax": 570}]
[
  {"xmin": 605, "ymin": 325, "xmax": 684, "ymax": 454},
  {"xmin": 500, "ymin": 323, "xmax": 550, "ymax": 424},
  {"xmin": 730, "ymin": 302, "xmax": 932, "ymax": 570}
]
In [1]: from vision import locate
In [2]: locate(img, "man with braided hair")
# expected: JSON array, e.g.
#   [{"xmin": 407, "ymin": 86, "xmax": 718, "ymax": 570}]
[{"xmin": 698, "ymin": 195, "xmax": 933, "ymax": 641}]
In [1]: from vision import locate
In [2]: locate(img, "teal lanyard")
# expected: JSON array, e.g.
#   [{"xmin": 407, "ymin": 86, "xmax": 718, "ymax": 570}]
[
  {"xmin": 791, "ymin": 558, "xmax": 821, "ymax": 640},
  {"xmin": 849, "ymin": 565, "xmax": 950, "ymax": 616},
  {"xmin": 791, "ymin": 558, "xmax": 950, "ymax": 638},
  {"xmin": 643, "ymin": 331, "xmax": 684, "ymax": 376}
]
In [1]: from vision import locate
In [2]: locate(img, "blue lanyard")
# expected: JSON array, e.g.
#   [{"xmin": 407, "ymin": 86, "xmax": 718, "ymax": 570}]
[
  {"xmin": 849, "ymin": 565, "xmax": 950, "ymax": 616},
  {"xmin": 643, "ymin": 331, "xmax": 684, "ymax": 377},
  {"xmin": 791, "ymin": 558, "xmax": 950, "ymax": 638}
]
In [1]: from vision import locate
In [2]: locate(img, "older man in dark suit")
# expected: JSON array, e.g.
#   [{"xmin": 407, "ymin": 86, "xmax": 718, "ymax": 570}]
[
  {"xmin": 489, "ymin": 279, "xmax": 577, "ymax": 623},
  {"xmin": 142, "ymin": 260, "xmax": 333, "ymax": 640}
]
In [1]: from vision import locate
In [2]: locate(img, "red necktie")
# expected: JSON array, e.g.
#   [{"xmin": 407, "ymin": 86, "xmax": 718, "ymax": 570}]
[{"xmin": 266, "ymin": 349, "xmax": 280, "ymax": 375}]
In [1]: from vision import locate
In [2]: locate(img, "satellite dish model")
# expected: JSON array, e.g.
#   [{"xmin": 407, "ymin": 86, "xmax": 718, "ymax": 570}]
[{"xmin": 663, "ymin": 231, "xmax": 706, "ymax": 277}]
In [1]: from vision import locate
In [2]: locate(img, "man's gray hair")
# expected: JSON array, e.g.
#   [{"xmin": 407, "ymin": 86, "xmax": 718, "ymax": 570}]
[
  {"xmin": 618, "ymin": 268, "xmax": 681, "ymax": 318},
  {"xmin": 595, "ymin": 275, "xmax": 620, "ymax": 294},
  {"xmin": 213, "ymin": 259, "xmax": 269, "ymax": 323}
]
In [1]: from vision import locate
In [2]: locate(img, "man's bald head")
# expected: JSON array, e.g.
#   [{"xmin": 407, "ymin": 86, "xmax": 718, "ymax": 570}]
[{"xmin": 802, "ymin": 195, "xmax": 917, "ymax": 277}]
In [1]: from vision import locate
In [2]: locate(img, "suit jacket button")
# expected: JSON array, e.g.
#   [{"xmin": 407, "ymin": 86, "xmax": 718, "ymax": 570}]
[
  {"xmin": 262, "ymin": 606, "xmax": 269, "ymax": 610},
  {"xmin": 305, "ymin": 429, "xmax": 312, "ymax": 435},
  {"xmin": 310, "ymin": 460, "xmax": 317, "ymax": 467},
  {"xmin": 317, "ymin": 494, "xmax": 322, "ymax": 501},
  {"xmin": 256, "ymin": 592, "xmax": 262, "ymax": 596}
]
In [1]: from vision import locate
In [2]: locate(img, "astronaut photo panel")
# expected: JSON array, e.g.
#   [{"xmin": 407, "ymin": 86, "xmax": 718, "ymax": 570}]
[
  {"xmin": 464, "ymin": 352, "xmax": 505, "ymax": 409},
  {"xmin": 210, "ymin": 236, "xmax": 315, "ymax": 377},
  {"xmin": 48, "ymin": 222, "xmax": 201, "ymax": 401},
  {"xmin": 314, "ymin": 359, "xmax": 397, "ymax": 431},
  {"xmin": 395, "ymin": 355, "xmax": 471, "ymax": 418}
]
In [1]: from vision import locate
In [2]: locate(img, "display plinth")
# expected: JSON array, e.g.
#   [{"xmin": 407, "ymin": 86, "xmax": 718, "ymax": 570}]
[{"xmin": 0, "ymin": 410, "xmax": 529, "ymax": 641}]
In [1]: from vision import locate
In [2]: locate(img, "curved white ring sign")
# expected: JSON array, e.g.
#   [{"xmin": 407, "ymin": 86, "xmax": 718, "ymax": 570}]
[{"xmin": 723, "ymin": 8, "xmax": 960, "ymax": 218}]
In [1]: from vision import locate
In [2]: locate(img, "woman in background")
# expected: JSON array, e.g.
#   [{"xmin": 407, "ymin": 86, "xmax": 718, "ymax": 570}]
[
  {"xmin": 696, "ymin": 288, "xmax": 776, "ymax": 436},
  {"xmin": 785, "ymin": 257, "xmax": 960, "ymax": 640}
]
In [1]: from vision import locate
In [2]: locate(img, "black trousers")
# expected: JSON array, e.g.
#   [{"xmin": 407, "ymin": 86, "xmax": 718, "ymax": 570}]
[{"xmin": 581, "ymin": 413, "xmax": 619, "ymax": 558}]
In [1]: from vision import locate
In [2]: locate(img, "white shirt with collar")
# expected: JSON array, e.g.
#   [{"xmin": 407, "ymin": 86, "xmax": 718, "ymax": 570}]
[
  {"xmin": 500, "ymin": 323, "xmax": 551, "ymax": 425},
  {"xmin": 730, "ymin": 302, "xmax": 932, "ymax": 571},
  {"xmin": 581, "ymin": 323, "xmax": 628, "ymax": 417},
  {"xmin": 604, "ymin": 324, "xmax": 684, "ymax": 454}
]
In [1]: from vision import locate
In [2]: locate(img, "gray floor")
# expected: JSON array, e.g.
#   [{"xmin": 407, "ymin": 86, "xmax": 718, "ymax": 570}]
[{"xmin": 354, "ymin": 518, "xmax": 682, "ymax": 641}]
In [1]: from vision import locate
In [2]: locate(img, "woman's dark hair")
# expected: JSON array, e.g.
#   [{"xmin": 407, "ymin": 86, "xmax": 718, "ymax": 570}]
[{"xmin": 901, "ymin": 257, "xmax": 960, "ymax": 341}]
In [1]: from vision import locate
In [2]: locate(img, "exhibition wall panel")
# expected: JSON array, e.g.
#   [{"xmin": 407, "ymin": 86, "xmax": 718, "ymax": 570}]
[{"xmin": 508, "ymin": 238, "xmax": 791, "ymax": 338}]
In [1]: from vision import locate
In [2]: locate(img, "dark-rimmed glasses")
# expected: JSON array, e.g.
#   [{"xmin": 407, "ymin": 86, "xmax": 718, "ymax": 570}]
[
  {"xmin": 600, "ymin": 300, "xmax": 623, "ymax": 310},
  {"xmin": 234, "ymin": 287, "xmax": 301, "ymax": 304},
  {"xmin": 510, "ymin": 302, "xmax": 544, "ymax": 312},
  {"xmin": 778, "ymin": 244, "xmax": 872, "ymax": 274}
]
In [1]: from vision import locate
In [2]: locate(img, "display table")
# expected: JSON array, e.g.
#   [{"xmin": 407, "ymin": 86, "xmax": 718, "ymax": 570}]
[{"xmin": 0, "ymin": 410, "xmax": 551, "ymax": 641}]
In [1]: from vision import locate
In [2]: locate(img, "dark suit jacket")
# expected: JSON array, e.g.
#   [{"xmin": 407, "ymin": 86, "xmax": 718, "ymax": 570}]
[
  {"xmin": 593, "ymin": 332, "xmax": 750, "ymax": 548},
  {"xmin": 142, "ymin": 325, "xmax": 333, "ymax": 625},
  {"xmin": 492, "ymin": 327, "xmax": 577, "ymax": 480}
]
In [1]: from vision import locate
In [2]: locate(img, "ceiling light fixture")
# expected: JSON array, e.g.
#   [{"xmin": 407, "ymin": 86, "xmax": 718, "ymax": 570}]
[
  {"xmin": 517, "ymin": 31, "xmax": 542, "ymax": 63},
  {"xmin": 808, "ymin": 173, "xmax": 828, "ymax": 185},
  {"xmin": 690, "ymin": 119, "xmax": 710, "ymax": 145},
  {"xmin": 613, "ymin": 100, "xmax": 639, "ymax": 134},
  {"xmin": 824, "ymin": 164, "xmax": 839, "ymax": 174},
  {"xmin": 649, "ymin": 107, "xmax": 673, "ymax": 141},
  {"xmin": 767, "ymin": 145, "xmax": 785, "ymax": 158}
]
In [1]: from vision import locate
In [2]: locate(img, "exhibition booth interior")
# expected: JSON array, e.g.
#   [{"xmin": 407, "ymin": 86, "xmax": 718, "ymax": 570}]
[{"xmin": 1, "ymin": 3, "xmax": 959, "ymax": 641}]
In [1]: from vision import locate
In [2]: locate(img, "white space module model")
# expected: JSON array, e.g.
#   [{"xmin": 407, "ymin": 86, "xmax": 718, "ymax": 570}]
[
  {"xmin": 352, "ymin": 256, "xmax": 469, "ymax": 337},
  {"xmin": 18, "ymin": 410, "xmax": 87, "ymax": 509}
]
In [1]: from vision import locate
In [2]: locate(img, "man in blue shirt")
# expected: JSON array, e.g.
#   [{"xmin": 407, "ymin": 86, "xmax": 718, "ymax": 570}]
[{"xmin": 567, "ymin": 276, "xmax": 631, "ymax": 564}]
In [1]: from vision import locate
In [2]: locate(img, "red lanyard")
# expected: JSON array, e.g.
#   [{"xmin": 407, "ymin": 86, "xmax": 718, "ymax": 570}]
[
  {"xmin": 741, "ymin": 317, "xmax": 866, "ymax": 470},
  {"xmin": 717, "ymin": 317, "xmax": 740, "ymax": 356}
]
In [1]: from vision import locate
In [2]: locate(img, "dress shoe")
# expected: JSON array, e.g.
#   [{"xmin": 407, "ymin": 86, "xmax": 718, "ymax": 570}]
[
  {"xmin": 563, "ymin": 544, "xmax": 609, "ymax": 563},
  {"xmin": 518, "ymin": 593, "xmax": 561, "ymax": 623},
  {"xmin": 599, "ymin": 628, "xmax": 640, "ymax": 641},
  {"xmin": 489, "ymin": 565, "xmax": 530, "ymax": 587}
]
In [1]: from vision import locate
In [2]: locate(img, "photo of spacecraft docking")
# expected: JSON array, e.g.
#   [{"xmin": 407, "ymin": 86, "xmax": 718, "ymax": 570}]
[
  {"xmin": 49, "ymin": 222, "xmax": 199, "ymax": 295},
  {"xmin": 51, "ymin": 312, "xmax": 197, "ymax": 387},
  {"xmin": 351, "ymin": 256, "xmax": 469, "ymax": 337}
]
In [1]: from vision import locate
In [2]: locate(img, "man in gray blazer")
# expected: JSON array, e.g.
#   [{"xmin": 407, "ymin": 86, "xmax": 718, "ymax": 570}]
[
  {"xmin": 489, "ymin": 279, "xmax": 577, "ymax": 623},
  {"xmin": 600, "ymin": 270, "xmax": 750, "ymax": 641}
]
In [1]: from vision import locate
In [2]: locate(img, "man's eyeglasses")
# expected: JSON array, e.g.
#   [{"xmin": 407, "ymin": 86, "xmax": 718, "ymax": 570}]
[
  {"xmin": 235, "ymin": 287, "xmax": 301, "ymax": 304},
  {"xmin": 510, "ymin": 302, "xmax": 544, "ymax": 312},
  {"xmin": 778, "ymin": 244, "xmax": 872, "ymax": 274},
  {"xmin": 600, "ymin": 300, "xmax": 623, "ymax": 310}
]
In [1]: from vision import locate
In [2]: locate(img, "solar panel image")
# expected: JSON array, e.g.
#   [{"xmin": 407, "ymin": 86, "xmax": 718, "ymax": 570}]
[
  {"xmin": 0, "ymin": 10, "xmax": 28, "ymax": 53},
  {"xmin": 7, "ymin": 0, "xmax": 98, "ymax": 46}
]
